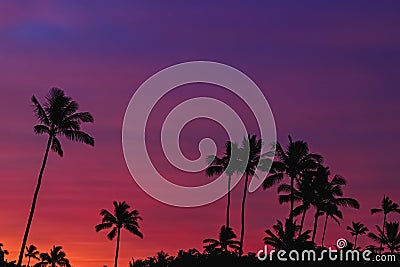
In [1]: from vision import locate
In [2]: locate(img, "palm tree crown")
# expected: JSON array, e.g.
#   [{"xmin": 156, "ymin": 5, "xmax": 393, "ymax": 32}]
[
  {"xmin": 25, "ymin": 244, "xmax": 40, "ymax": 267},
  {"xmin": 37, "ymin": 246, "xmax": 71, "ymax": 267},
  {"xmin": 347, "ymin": 221, "xmax": 369, "ymax": 249},
  {"xmin": 368, "ymin": 221, "xmax": 400, "ymax": 253},
  {"xmin": 96, "ymin": 201, "xmax": 143, "ymax": 267},
  {"xmin": 203, "ymin": 225, "xmax": 241, "ymax": 254}
]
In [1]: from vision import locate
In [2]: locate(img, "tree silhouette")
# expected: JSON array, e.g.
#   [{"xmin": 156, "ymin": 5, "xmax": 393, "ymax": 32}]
[
  {"xmin": 320, "ymin": 202, "xmax": 342, "ymax": 247},
  {"xmin": 0, "ymin": 243, "xmax": 9, "ymax": 266},
  {"xmin": 36, "ymin": 246, "xmax": 71, "ymax": 267},
  {"xmin": 25, "ymin": 245, "xmax": 40, "ymax": 267},
  {"xmin": 264, "ymin": 219, "xmax": 312, "ymax": 250},
  {"xmin": 203, "ymin": 226, "xmax": 241, "ymax": 254},
  {"xmin": 310, "ymin": 166, "xmax": 359, "ymax": 245},
  {"xmin": 263, "ymin": 135, "xmax": 322, "ymax": 225},
  {"xmin": 206, "ymin": 141, "xmax": 241, "ymax": 228},
  {"xmin": 368, "ymin": 221, "xmax": 400, "ymax": 253},
  {"xmin": 238, "ymin": 135, "xmax": 263, "ymax": 255},
  {"xmin": 371, "ymin": 196, "xmax": 400, "ymax": 253},
  {"xmin": 347, "ymin": 221, "xmax": 369, "ymax": 249},
  {"xmin": 17, "ymin": 88, "xmax": 94, "ymax": 266},
  {"xmin": 95, "ymin": 201, "xmax": 143, "ymax": 267}
]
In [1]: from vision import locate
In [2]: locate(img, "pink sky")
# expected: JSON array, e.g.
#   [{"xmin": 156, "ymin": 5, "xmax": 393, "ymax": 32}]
[{"xmin": 0, "ymin": 1, "xmax": 400, "ymax": 266}]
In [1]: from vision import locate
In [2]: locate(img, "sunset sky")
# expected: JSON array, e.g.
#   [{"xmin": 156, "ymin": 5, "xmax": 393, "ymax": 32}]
[{"xmin": 1, "ymin": 1, "xmax": 400, "ymax": 266}]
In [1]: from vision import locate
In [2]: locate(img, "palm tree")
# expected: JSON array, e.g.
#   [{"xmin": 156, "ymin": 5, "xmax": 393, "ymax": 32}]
[
  {"xmin": 206, "ymin": 141, "xmax": 241, "ymax": 228},
  {"xmin": 263, "ymin": 135, "xmax": 323, "ymax": 225},
  {"xmin": 25, "ymin": 245, "xmax": 40, "ymax": 267},
  {"xmin": 264, "ymin": 219, "xmax": 312, "ymax": 250},
  {"xmin": 38, "ymin": 246, "xmax": 71, "ymax": 267},
  {"xmin": 238, "ymin": 135, "xmax": 263, "ymax": 255},
  {"xmin": 320, "ymin": 202, "xmax": 342, "ymax": 247},
  {"xmin": 371, "ymin": 196, "xmax": 400, "ymax": 253},
  {"xmin": 203, "ymin": 225, "xmax": 241, "ymax": 254},
  {"xmin": 95, "ymin": 201, "xmax": 143, "ymax": 267},
  {"xmin": 17, "ymin": 88, "xmax": 94, "ymax": 266},
  {"xmin": 310, "ymin": 166, "xmax": 359, "ymax": 244},
  {"xmin": 368, "ymin": 221, "xmax": 400, "ymax": 253},
  {"xmin": 347, "ymin": 221, "xmax": 369, "ymax": 249},
  {"xmin": 154, "ymin": 251, "xmax": 174, "ymax": 267}
]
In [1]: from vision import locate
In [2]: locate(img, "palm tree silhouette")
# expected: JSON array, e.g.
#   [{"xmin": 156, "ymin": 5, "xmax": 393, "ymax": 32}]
[
  {"xmin": 206, "ymin": 141, "xmax": 241, "ymax": 228},
  {"xmin": 154, "ymin": 251, "xmax": 174, "ymax": 267},
  {"xmin": 368, "ymin": 221, "xmax": 400, "ymax": 253},
  {"xmin": 310, "ymin": 166, "xmax": 359, "ymax": 244},
  {"xmin": 25, "ymin": 245, "xmax": 40, "ymax": 267},
  {"xmin": 238, "ymin": 135, "xmax": 263, "ymax": 255},
  {"xmin": 95, "ymin": 201, "xmax": 143, "ymax": 267},
  {"xmin": 203, "ymin": 225, "xmax": 241, "ymax": 254},
  {"xmin": 320, "ymin": 202, "xmax": 342, "ymax": 247},
  {"xmin": 264, "ymin": 219, "xmax": 312, "ymax": 250},
  {"xmin": 37, "ymin": 246, "xmax": 71, "ymax": 267},
  {"xmin": 17, "ymin": 88, "xmax": 94, "ymax": 266},
  {"xmin": 347, "ymin": 221, "xmax": 369, "ymax": 249},
  {"xmin": 263, "ymin": 135, "xmax": 323, "ymax": 225},
  {"xmin": 371, "ymin": 196, "xmax": 400, "ymax": 253}
]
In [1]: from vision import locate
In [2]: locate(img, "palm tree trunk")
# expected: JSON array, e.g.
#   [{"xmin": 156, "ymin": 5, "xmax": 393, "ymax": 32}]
[
  {"xmin": 379, "ymin": 213, "xmax": 386, "ymax": 254},
  {"xmin": 321, "ymin": 215, "xmax": 328, "ymax": 247},
  {"xmin": 239, "ymin": 174, "xmax": 249, "ymax": 256},
  {"xmin": 289, "ymin": 177, "xmax": 294, "ymax": 224},
  {"xmin": 354, "ymin": 234, "xmax": 358, "ymax": 249},
  {"xmin": 114, "ymin": 227, "xmax": 121, "ymax": 267},
  {"xmin": 17, "ymin": 136, "xmax": 53, "ymax": 266},
  {"xmin": 311, "ymin": 210, "xmax": 320, "ymax": 244},
  {"xmin": 27, "ymin": 256, "xmax": 31, "ymax": 267},
  {"xmin": 299, "ymin": 208, "xmax": 307, "ymax": 236},
  {"xmin": 226, "ymin": 175, "xmax": 231, "ymax": 228}
]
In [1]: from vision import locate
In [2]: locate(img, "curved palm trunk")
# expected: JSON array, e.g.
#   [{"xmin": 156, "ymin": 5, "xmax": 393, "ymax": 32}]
[
  {"xmin": 311, "ymin": 210, "xmax": 320, "ymax": 244},
  {"xmin": 114, "ymin": 227, "xmax": 121, "ymax": 267},
  {"xmin": 226, "ymin": 175, "xmax": 231, "ymax": 228},
  {"xmin": 239, "ymin": 174, "xmax": 249, "ymax": 256},
  {"xmin": 17, "ymin": 136, "xmax": 53, "ymax": 266},
  {"xmin": 354, "ymin": 234, "xmax": 358, "ymax": 249},
  {"xmin": 289, "ymin": 177, "xmax": 294, "ymax": 224},
  {"xmin": 379, "ymin": 213, "xmax": 386, "ymax": 254},
  {"xmin": 298, "ymin": 208, "xmax": 307, "ymax": 236},
  {"xmin": 321, "ymin": 215, "xmax": 328, "ymax": 247}
]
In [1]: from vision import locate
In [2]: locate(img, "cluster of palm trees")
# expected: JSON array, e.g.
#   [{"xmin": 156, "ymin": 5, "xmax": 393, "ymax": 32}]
[{"xmin": 0, "ymin": 244, "xmax": 70, "ymax": 267}]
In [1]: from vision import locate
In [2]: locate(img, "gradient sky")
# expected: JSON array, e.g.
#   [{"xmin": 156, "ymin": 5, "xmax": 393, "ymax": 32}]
[{"xmin": 1, "ymin": 1, "xmax": 400, "ymax": 266}]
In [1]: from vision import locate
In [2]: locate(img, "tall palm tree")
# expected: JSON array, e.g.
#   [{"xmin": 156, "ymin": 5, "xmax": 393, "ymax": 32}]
[
  {"xmin": 206, "ymin": 141, "xmax": 241, "ymax": 228},
  {"xmin": 347, "ymin": 221, "xmax": 369, "ymax": 249},
  {"xmin": 38, "ymin": 246, "xmax": 71, "ymax": 267},
  {"xmin": 25, "ymin": 245, "xmax": 40, "ymax": 267},
  {"xmin": 371, "ymin": 196, "xmax": 400, "ymax": 253},
  {"xmin": 17, "ymin": 88, "xmax": 94, "ymax": 266},
  {"xmin": 263, "ymin": 135, "xmax": 323, "ymax": 225},
  {"xmin": 238, "ymin": 135, "xmax": 263, "ymax": 255},
  {"xmin": 264, "ymin": 219, "xmax": 312, "ymax": 250},
  {"xmin": 310, "ymin": 166, "xmax": 359, "ymax": 244},
  {"xmin": 95, "ymin": 201, "xmax": 143, "ymax": 267},
  {"xmin": 203, "ymin": 225, "xmax": 241, "ymax": 254},
  {"xmin": 368, "ymin": 221, "xmax": 400, "ymax": 253}
]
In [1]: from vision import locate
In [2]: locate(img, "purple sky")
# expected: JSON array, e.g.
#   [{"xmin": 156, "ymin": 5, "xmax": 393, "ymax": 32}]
[{"xmin": 0, "ymin": 1, "xmax": 400, "ymax": 266}]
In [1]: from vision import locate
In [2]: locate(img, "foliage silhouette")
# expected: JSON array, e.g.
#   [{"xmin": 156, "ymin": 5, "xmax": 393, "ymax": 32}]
[
  {"xmin": 96, "ymin": 201, "xmax": 143, "ymax": 267},
  {"xmin": 347, "ymin": 221, "xmax": 369, "ymax": 249},
  {"xmin": 25, "ymin": 245, "xmax": 40, "ymax": 267},
  {"xmin": 17, "ymin": 88, "xmax": 94, "ymax": 266}
]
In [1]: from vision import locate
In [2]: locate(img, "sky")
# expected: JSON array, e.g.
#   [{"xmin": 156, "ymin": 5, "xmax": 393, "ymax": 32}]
[{"xmin": 0, "ymin": 1, "xmax": 400, "ymax": 266}]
